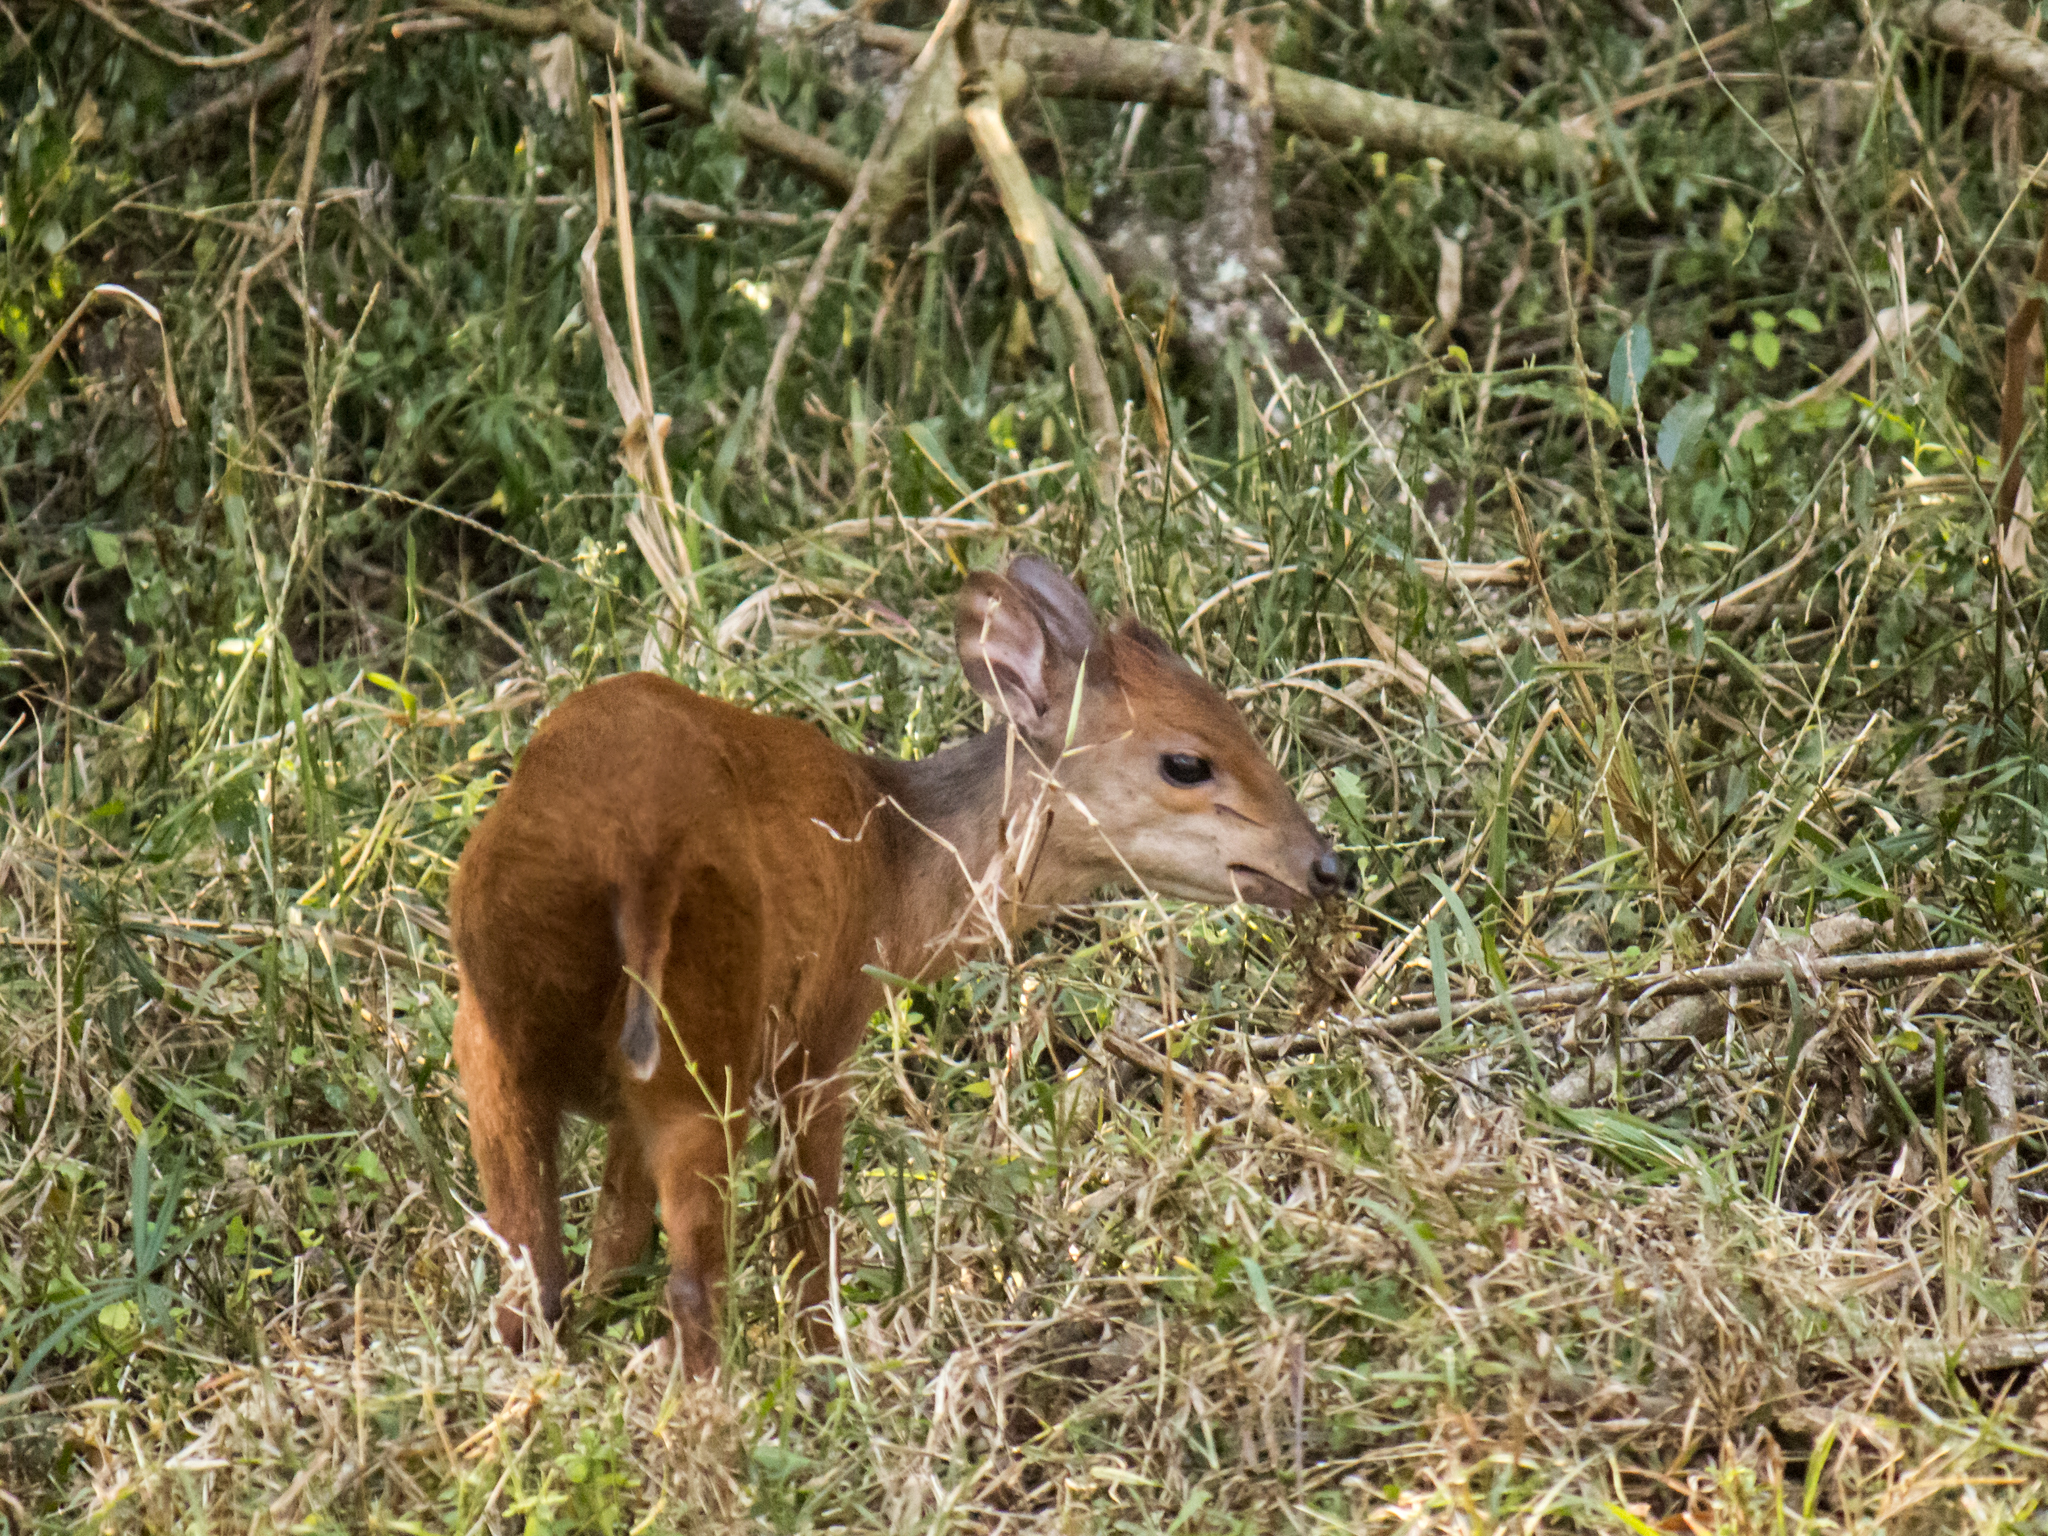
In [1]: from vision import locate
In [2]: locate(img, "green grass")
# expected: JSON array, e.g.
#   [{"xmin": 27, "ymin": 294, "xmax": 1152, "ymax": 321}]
[{"xmin": 3, "ymin": 0, "xmax": 2047, "ymax": 1527}]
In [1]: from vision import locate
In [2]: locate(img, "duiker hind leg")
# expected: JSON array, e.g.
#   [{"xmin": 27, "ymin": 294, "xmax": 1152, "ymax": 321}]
[
  {"xmin": 453, "ymin": 990, "xmax": 567, "ymax": 1348},
  {"xmin": 773, "ymin": 1058, "xmax": 853, "ymax": 1352},
  {"xmin": 582, "ymin": 1117, "xmax": 658, "ymax": 1300},
  {"xmin": 635, "ymin": 1083, "xmax": 750, "ymax": 1376}
]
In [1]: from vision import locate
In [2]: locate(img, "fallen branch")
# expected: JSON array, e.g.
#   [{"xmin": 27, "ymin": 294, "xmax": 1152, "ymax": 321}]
[
  {"xmin": 432, "ymin": 0, "xmax": 859, "ymax": 193},
  {"xmin": 858, "ymin": 20, "xmax": 1583, "ymax": 177},
  {"xmin": 1245, "ymin": 933, "xmax": 2000, "ymax": 1062},
  {"xmin": 1910, "ymin": 0, "xmax": 2048, "ymax": 96}
]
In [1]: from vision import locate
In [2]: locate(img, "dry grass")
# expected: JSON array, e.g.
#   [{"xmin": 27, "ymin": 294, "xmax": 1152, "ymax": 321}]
[
  {"xmin": 6, "ymin": 0, "xmax": 2048, "ymax": 1526},
  {"xmin": 6, "ymin": 507, "xmax": 2047, "ymax": 1530}
]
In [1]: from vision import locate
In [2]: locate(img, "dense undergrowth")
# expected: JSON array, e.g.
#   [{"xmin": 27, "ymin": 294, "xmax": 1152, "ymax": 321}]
[{"xmin": 2, "ymin": 0, "xmax": 2047, "ymax": 1527}]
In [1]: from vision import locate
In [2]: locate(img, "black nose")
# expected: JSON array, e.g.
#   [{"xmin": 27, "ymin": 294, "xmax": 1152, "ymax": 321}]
[{"xmin": 1309, "ymin": 849, "xmax": 1355, "ymax": 898}]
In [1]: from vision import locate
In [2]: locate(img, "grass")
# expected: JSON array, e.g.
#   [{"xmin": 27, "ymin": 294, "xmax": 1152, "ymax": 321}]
[{"xmin": 3, "ymin": 0, "xmax": 2047, "ymax": 1527}]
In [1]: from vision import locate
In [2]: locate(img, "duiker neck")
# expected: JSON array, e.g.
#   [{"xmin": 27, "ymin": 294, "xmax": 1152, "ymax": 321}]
[{"xmin": 863, "ymin": 727, "xmax": 1088, "ymax": 973}]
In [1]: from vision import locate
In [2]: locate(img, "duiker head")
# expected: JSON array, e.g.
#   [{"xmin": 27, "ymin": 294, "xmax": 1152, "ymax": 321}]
[{"xmin": 956, "ymin": 554, "xmax": 1345, "ymax": 911}]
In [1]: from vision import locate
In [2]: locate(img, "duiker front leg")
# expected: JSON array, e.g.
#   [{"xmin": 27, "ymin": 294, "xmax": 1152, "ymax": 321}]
[{"xmin": 453, "ymin": 990, "xmax": 567, "ymax": 1348}]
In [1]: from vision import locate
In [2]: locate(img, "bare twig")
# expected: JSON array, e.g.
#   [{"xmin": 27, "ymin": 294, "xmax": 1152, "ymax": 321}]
[
  {"xmin": 579, "ymin": 88, "xmax": 699, "ymax": 648},
  {"xmin": 1977, "ymin": 1040, "xmax": 2020, "ymax": 1240},
  {"xmin": 0, "ymin": 284, "xmax": 185, "ymax": 430},
  {"xmin": 1996, "ymin": 225, "xmax": 2048, "ymax": 519},
  {"xmin": 70, "ymin": 0, "xmax": 303, "ymax": 67},
  {"xmin": 153, "ymin": 27, "xmax": 361, "ymax": 150},
  {"xmin": 1092, "ymin": 1011, "xmax": 1356, "ymax": 1171},
  {"xmin": 641, "ymin": 193, "xmax": 825, "ymax": 229},
  {"xmin": 1247, "ymin": 936, "xmax": 1999, "ymax": 1062},
  {"xmin": 1729, "ymin": 302, "xmax": 1932, "ymax": 449},
  {"xmin": 293, "ymin": 0, "xmax": 334, "ymax": 226},
  {"xmin": 1454, "ymin": 537, "xmax": 1821, "ymax": 660}
]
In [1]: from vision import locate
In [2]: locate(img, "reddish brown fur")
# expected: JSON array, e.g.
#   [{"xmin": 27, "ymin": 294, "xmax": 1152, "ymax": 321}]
[{"xmin": 449, "ymin": 556, "xmax": 1337, "ymax": 1374}]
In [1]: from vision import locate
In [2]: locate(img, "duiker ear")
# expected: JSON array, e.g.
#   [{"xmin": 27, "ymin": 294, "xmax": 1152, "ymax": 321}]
[
  {"xmin": 1003, "ymin": 554, "xmax": 1099, "ymax": 663},
  {"xmin": 957, "ymin": 572, "xmax": 1057, "ymax": 735}
]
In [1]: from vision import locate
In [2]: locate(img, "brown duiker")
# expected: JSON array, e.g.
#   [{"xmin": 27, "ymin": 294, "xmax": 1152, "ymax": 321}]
[{"xmin": 449, "ymin": 553, "xmax": 1343, "ymax": 1374}]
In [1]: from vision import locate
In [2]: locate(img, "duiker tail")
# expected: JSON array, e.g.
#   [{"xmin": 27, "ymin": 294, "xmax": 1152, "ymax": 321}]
[{"xmin": 614, "ymin": 872, "xmax": 680, "ymax": 1081}]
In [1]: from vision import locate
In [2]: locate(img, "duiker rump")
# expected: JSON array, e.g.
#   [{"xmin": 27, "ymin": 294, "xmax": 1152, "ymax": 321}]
[{"xmin": 449, "ymin": 554, "xmax": 1343, "ymax": 1374}]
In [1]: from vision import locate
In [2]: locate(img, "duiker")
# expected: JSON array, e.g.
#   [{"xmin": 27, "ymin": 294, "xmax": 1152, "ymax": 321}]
[{"xmin": 449, "ymin": 554, "xmax": 1342, "ymax": 1373}]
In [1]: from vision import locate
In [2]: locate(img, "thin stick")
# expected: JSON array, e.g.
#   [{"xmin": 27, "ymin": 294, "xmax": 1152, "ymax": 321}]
[
  {"xmin": 1454, "ymin": 533, "xmax": 1821, "ymax": 660},
  {"xmin": 576, "ymin": 87, "xmax": 699, "ymax": 642},
  {"xmin": 1996, "ymin": 224, "xmax": 2048, "ymax": 519},
  {"xmin": 0, "ymin": 284, "xmax": 184, "ymax": 429},
  {"xmin": 1980, "ymin": 1041, "xmax": 2019, "ymax": 1240},
  {"xmin": 293, "ymin": 0, "xmax": 334, "ymax": 226},
  {"xmin": 1246, "ymin": 942, "xmax": 2003, "ymax": 1059},
  {"xmin": 71, "ymin": 0, "xmax": 303, "ymax": 67},
  {"xmin": 959, "ymin": 57, "xmax": 1121, "ymax": 504}
]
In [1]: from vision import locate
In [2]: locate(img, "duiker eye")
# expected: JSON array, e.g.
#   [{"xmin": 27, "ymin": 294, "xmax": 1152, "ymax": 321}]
[{"xmin": 1160, "ymin": 753, "xmax": 1213, "ymax": 786}]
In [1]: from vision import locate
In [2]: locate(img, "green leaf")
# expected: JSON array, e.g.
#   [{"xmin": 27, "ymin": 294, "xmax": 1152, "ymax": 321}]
[
  {"xmin": 97, "ymin": 1300, "xmax": 137, "ymax": 1335},
  {"xmin": 1606, "ymin": 321, "xmax": 1653, "ymax": 410},
  {"xmin": 1238, "ymin": 1255, "xmax": 1277, "ymax": 1317},
  {"xmin": 904, "ymin": 420, "xmax": 969, "ymax": 497},
  {"xmin": 88, "ymin": 529, "xmax": 124, "ymax": 569},
  {"xmin": 1786, "ymin": 307, "xmax": 1823, "ymax": 332},
  {"xmin": 1426, "ymin": 918, "xmax": 1452, "ymax": 1031},
  {"xmin": 1752, "ymin": 329, "xmax": 1781, "ymax": 368},
  {"xmin": 1657, "ymin": 393, "xmax": 1714, "ymax": 471},
  {"xmin": 366, "ymin": 672, "xmax": 419, "ymax": 716}
]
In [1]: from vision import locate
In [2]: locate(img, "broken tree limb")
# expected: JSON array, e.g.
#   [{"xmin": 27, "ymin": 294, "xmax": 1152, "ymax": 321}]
[
  {"xmin": 432, "ymin": 0, "xmax": 859, "ymax": 193},
  {"xmin": 858, "ymin": 20, "xmax": 1583, "ymax": 177},
  {"xmin": 1909, "ymin": 0, "xmax": 2048, "ymax": 96},
  {"xmin": 1244, "ymin": 933, "xmax": 2000, "ymax": 1064}
]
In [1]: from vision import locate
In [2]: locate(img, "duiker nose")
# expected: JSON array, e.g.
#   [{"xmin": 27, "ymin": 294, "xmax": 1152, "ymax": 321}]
[{"xmin": 1309, "ymin": 848, "xmax": 1355, "ymax": 898}]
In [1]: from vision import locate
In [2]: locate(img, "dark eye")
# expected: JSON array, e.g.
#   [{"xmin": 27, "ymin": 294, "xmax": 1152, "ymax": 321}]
[{"xmin": 1160, "ymin": 753, "xmax": 1213, "ymax": 786}]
